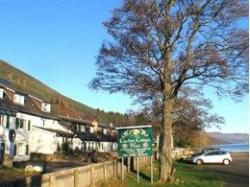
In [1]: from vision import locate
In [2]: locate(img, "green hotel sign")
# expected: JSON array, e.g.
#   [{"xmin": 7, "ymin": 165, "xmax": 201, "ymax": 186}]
[{"xmin": 116, "ymin": 125, "xmax": 153, "ymax": 157}]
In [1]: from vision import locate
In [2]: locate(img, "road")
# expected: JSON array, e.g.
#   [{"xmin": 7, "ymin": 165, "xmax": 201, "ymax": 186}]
[{"xmin": 204, "ymin": 152, "xmax": 249, "ymax": 187}]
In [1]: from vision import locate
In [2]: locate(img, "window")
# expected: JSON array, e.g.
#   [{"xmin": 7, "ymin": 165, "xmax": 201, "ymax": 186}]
[
  {"xmin": 17, "ymin": 143, "xmax": 26, "ymax": 155},
  {"xmin": 83, "ymin": 142, "xmax": 86, "ymax": 151},
  {"xmin": 42, "ymin": 119, "xmax": 45, "ymax": 126},
  {"xmin": 13, "ymin": 144, "xmax": 17, "ymax": 156},
  {"xmin": 27, "ymin": 120, "xmax": 31, "ymax": 131},
  {"xmin": 0, "ymin": 89, "xmax": 3, "ymax": 99},
  {"xmin": 74, "ymin": 124, "xmax": 79, "ymax": 131},
  {"xmin": 14, "ymin": 94, "xmax": 25, "ymax": 105},
  {"xmin": 16, "ymin": 118, "xmax": 25, "ymax": 129},
  {"xmin": 19, "ymin": 119, "xmax": 24, "ymax": 128},
  {"xmin": 41, "ymin": 103, "xmax": 51, "ymax": 113},
  {"xmin": 15, "ymin": 118, "xmax": 19, "ymax": 129},
  {"xmin": 0, "ymin": 115, "xmax": 3, "ymax": 126},
  {"xmin": 26, "ymin": 145, "xmax": 29, "ymax": 155},
  {"xmin": 80, "ymin": 126, "xmax": 85, "ymax": 132},
  {"xmin": 218, "ymin": 151, "xmax": 227, "ymax": 155},
  {"xmin": 90, "ymin": 127, "xmax": 94, "ymax": 133},
  {"xmin": 205, "ymin": 151, "xmax": 219, "ymax": 156},
  {"xmin": 6, "ymin": 116, "xmax": 10, "ymax": 128}
]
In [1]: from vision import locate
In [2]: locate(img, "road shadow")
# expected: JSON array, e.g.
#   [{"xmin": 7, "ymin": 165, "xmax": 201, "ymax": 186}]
[{"xmin": 131, "ymin": 169, "xmax": 151, "ymax": 181}]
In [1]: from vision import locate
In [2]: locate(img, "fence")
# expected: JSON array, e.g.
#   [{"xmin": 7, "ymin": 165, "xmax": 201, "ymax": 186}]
[
  {"xmin": 0, "ymin": 156, "xmax": 152, "ymax": 187},
  {"xmin": 39, "ymin": 160, "xmax": 126, "ymax": 187}
]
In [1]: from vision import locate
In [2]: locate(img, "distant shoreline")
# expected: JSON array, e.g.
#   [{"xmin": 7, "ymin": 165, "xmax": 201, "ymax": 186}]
[
  {"xmin": 214, "ymin": 143, "xmax": 249, "ymax": 146},
  {"xmin": 213, "ymin": 143, "xmax": 249, "ymax": 153}
]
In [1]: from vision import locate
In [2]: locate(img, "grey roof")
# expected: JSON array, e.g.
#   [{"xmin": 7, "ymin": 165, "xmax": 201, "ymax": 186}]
[{"xmin": 0, "ymin": 78, "xmax": 14, "ymax": 89}]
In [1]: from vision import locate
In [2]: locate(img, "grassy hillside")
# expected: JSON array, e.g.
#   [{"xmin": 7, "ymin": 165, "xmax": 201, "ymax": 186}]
[{"xmin": 0, "ymin": 59, "xmax": 97, "ymax": 120}]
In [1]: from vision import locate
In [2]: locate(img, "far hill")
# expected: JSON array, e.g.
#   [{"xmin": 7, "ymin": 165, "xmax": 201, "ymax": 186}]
[
  {"xmin": 207, "ymin": 132, "xmax": 249, "ymax": 144},
  {"xmin": 0, "ymin": 59, "xmax": 127, "ymax": 123}
]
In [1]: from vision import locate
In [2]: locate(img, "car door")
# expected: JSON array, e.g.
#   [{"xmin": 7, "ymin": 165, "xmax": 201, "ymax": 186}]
[
  {"xmin": 216, "ymin": 151, "xmax": 227, "ymax": 163},
  {"xmin": 203, "ymin": 151, "xmax": 220, "ymax": 163}
]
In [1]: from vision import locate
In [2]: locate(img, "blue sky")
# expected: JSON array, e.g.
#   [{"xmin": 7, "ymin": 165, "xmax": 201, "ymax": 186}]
[{"xmin": 0, "ymin": 0, "xmax": 248, "ymax": 133}]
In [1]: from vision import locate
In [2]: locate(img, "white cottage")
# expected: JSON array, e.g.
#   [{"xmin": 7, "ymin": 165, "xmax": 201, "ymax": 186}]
[
  {"xmin": 0, "ymin": 78, "xmax": 118, "ymax": 165},
  {"xmin": 0, "ymin": 82, "xmax": 73, "ymax": 162}
]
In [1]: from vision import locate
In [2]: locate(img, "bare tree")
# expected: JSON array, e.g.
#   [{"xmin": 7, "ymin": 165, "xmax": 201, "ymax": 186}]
[{"xmin": 90, "ymin": 0, "xmax": 248, "ymax": 182}]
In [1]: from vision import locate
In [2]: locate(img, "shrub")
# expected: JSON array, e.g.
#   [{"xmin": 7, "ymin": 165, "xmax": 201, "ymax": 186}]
[
  {"xmin": 174, "ymin": 137, "xmax": 192, "ymax": 148},
  {"xmin": 61, "ymin": 142, "xmax": 69, "ymax": 153}
]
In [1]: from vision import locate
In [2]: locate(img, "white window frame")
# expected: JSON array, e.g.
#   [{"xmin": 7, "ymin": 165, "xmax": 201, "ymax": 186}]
[
  {"xmin": 0, "ymin": 115, "xmax": 3, "ymax": 126},
  {"xmin": 0, "ymin": 89, "xmax": 3, "ymax": 99},
  {"xmin": 90, "ymin": 127, "xmax": 94, "ymax": 133},
  {"xmin": 14, "ymin": 94, "xmax": 25, "ymax": 105},
  {"xmin": 42, "ymin": 102, "xmax": 51, "ymax": 113},
  {"xmin": 80, "ymin": 126, "xmax": 86, "ymax": 132}
]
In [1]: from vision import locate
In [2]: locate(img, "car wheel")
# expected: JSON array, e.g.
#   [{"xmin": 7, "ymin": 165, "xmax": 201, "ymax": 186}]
[
  {"xmin": 223, "ymin": 159, "xmax": 230, "ymax": 165},
  {"xmin": 196, "ymin": 159, "xmax": 203, "ymax": 165}
]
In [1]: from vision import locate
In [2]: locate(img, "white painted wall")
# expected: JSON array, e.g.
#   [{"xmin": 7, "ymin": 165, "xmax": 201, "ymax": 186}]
[
  {"xmin": 0, "ymin": 112, "xmax": 83, "ymax": 162},
  {"xmin": 29, "ymin": 127, "xmax": 57, "ymax": 154},
  {"xmin": 71, "ymin": 138, "xmax": 83, "ymax": 150},
  {"xmin": 0, "ymin": 114, "xmax": 30, "ymax": 161},
  {"xmin": 0, "ymin": 111, "xmax": 117, "ymax": 162}
]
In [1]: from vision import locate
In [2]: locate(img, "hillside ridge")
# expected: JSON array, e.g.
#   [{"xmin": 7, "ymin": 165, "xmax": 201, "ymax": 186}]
[
  {"xmin": 0, "ymin": 59, "xmax": 97, "ymax": 120},
  {"xmin": 207, "ymin": 132, "xmax": 249, "ymax": 144}
]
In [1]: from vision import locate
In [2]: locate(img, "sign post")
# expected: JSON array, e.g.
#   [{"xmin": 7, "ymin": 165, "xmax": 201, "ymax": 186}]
[
  {"xmin": 121, "ymin": 157, "xmax": 124, "ymax": 180},
  {"xmin": 151, "ymin": 156, "xmax": 153, "ymax": 183},
  {"xmin": 116, "ymin": 125, "xmax": 153, "ymax": 184},
  {"xmin": 137, "ymin": 155, "xmax": 139, "ymax": 183}
]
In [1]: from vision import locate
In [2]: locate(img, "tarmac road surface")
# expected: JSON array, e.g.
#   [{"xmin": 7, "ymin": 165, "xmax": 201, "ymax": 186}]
[{"xmin": 204, "ymin": 152, "xmax": 249, "ymax": 187}]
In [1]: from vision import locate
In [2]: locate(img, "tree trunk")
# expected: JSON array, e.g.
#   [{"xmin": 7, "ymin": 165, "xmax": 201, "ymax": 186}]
[
  {"xmin": 160, "ymin": 52, "xmax": 174, "ymax": 182},
  {"xmin": 160, "ymin": 93, "xmax": 174, "ymax": 182}
]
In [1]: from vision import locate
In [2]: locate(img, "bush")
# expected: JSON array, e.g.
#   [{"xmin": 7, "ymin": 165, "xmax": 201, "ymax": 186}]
[
  {"xmin": 61, "ymin": 142, "xmax": 69, "ymax": 153},
  {"xmin": 57, "ymin": 143, "xmax": 61, "ymax": 152},
  {"xmin": 174, "ymin": 137, "xmax": 192, "ymax": 148}
]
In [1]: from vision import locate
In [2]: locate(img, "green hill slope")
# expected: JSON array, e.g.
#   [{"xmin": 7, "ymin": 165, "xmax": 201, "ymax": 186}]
[{"xmin": 0, "ymin": 59, "xmax": 97, "ymax": 120}]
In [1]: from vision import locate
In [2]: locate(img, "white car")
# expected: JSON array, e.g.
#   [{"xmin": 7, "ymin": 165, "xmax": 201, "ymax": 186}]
[{"xmin": 191, "ymin": 150, "xmax": 232, "ymax": 165}]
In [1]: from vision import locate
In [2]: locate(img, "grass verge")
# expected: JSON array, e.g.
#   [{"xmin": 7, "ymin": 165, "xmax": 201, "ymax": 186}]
[{"xmin": 100, "ymin": 161, "xmax": 223, "ymax": 187}]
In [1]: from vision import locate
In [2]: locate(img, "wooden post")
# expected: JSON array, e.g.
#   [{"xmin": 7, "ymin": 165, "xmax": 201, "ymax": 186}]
[
  {"xmin": 74, "ymin": 169, "xmax": 79, "ymax": 187},
  {"xmin": 25, "ymin": 176, "xmax": 31, "ymax": 187},
  {"xmin": 150, "ymin": 156, "xmax": 153, "ymax": 184},
  {"xmin": 91, "ymin": 166, "xmax": 95, "ymax": 187},
  {"xmin": 114, "ymin": 160, "xmax": 117, "ymax": 177},
  {"xmin": 104, "ymin": 162, "xmax": 107, "ymax": 180},
  {"xmin": 128, "ymin": 156, "xmax": 131, "ymax": 173},
  {"xmin": 50, "ymin": 175, "xmax": 54, "ymax": 187},
  {"xmin": 137, "ymin": 156, "xmax": 139, "ymax": 183},
  {"xmin": 121, "ymin": 157, "xmax": 124, "ymax": 180}
]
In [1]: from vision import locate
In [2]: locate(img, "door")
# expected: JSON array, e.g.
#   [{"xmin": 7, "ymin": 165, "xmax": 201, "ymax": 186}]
[
  {"xmin": 203, "ymin": 151, "xmax": 220, "ymax": 163},
  {"xmin": 0, "ymin": 142, "xmax": 5, "ymax": 164}
]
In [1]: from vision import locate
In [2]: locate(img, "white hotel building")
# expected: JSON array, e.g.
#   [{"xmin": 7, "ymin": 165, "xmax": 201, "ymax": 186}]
[{"xmin": 0, "ymin": 79, "xmax": 117, "ymax": 163}]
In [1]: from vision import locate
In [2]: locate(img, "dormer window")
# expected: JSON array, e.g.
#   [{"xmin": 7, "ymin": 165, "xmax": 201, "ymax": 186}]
[
  {"xmin": 42, "ymin": 102, "xmax": 51, "ymax": 113},
  {"xmin": 0, "ymin": 88, "xmax": 3, "ymax": 99},
  {"xmin": 14, "ymin": 94, "xmax": 25, "ymax": 105},
  {"xmin": 90, "ymin": 126, "xmax": 94, "ymax": 133},
  {"xmin": 80, "ymin": 126, "xmax": 86, "ymax": 132}
]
